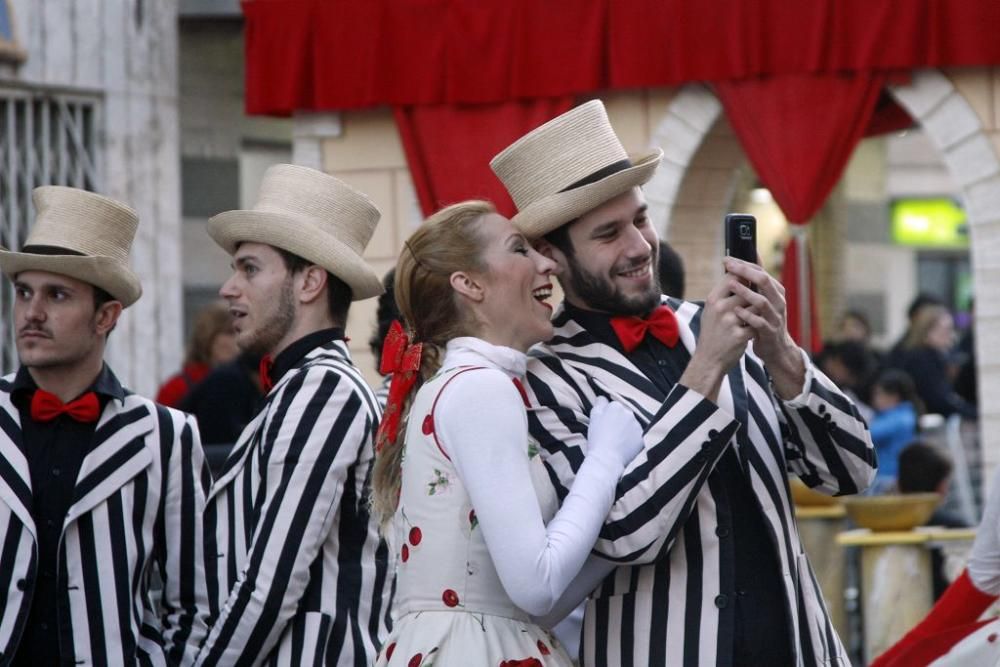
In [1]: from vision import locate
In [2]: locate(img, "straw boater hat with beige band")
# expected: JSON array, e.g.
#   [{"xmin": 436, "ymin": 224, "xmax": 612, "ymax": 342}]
[
  {"xmin": 0, "ymin": 186, "xmax": 143, "ymax": 307},
  {"xmin": 208, "ymin": 163, "xmax": 384, "ymax": 300},
  {"xmin": 490, "ymin": 99, "xmax": 663, "ymax": 238}
]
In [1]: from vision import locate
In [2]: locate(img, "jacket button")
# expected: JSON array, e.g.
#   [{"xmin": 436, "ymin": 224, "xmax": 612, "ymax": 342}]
[
  {"xmin": 701, "ymin": 441, "xmax": 712, "ymax": 451},
  {"xmin": 15, "ymin": 579, "xmax": 27, "ymax": 591},
  {"xmin": 716, "ymin": 526, "xmax": 730, "ymax": 538},
  {"xmin": 708, "ymin": 429, "xmax": 719, "ymax": 439},
  {"xmin": 715, "ymin": 594, "xmax": 728, "ymax": 608}
]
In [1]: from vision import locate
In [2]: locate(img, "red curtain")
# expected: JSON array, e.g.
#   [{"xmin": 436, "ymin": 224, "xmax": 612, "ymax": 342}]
[
  {"xmin": 394, "ymin": 98, "xmax": 574, "ymax": 218},
  {"xmin": 780, "ymin": 237, "xmax": 823, "ymax": 354},
  {"xmin": 243, "ymin": 0, "xmax": 1000, "ymax": 115},
  {"xmin": 714, "ymin": 73, "xmax": 889, "ymax": 351}
]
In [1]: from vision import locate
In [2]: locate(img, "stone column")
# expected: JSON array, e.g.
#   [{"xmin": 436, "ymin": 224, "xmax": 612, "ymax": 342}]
[{"xmin": 838, "ymin": 527, "xmax": 976, "ymax": 663}]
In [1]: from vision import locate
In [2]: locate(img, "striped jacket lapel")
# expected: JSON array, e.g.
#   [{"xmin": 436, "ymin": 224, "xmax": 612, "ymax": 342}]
[
  {"xmin": 0, "ymin": 386, "xmax": 34, "ymax": 540},
  {"xmin": 677, "ymin": 299, "xmax": 745, "ymax": 462},
  {"xmin": 64, "ymin": 394, "xmax": 154, "ymax": 526},
  {"xmin": 208, "ymin": 410, "xmax": 265, "ymax": 502},
  {"xmin": 555, "ymin": 298, "xmax": 736, "ymax": 428}
]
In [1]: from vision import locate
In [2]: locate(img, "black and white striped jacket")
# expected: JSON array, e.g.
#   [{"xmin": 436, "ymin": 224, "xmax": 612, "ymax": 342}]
[
  {"xmin": 526, "ymin": 298, "xmax": 876, "ymax": 667},
  {"xmin": 197, "ymin": 340, "xmax": 392, "ymax": 666},
  {"xmin": 0, "ymin": 369, "xmax": 211, "ymax": 666}
]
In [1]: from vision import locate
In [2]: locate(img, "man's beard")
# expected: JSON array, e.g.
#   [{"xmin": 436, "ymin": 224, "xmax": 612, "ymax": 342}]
[
  {"xmin": 242, "ymin": 278, "xmax": 296, "ymax": 355},
  {"xmin": 564, "ymin": 251, "xmax": 662, "ymax": 316}
]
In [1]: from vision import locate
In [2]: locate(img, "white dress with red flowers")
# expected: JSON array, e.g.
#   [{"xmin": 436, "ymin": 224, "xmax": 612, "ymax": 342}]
[{"xmin": 377, "ymin": 338, "xmax": 627, "ymax": 667}]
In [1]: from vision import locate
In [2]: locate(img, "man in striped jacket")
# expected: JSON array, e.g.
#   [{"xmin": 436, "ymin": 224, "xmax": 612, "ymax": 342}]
[
  {"xmin": 0, "ymin": 186, "xmax": 211, "ymax": 665},
  {"xmin": 491, "ymin": 101, "xmax": 876, "ymax": 666},
  {"xmin": 196, "ymin": 164, "xmax": 392, "ymax": 666}
]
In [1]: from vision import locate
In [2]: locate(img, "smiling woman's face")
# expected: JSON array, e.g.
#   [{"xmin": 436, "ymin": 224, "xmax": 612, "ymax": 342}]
[{"xmin": 463, "ymin": 213, "xmax": 557, "ymax": 351}]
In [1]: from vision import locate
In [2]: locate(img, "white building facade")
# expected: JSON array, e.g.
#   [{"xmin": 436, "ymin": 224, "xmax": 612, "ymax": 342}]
[{"xmin": 0, "ymin": 0, "xmax": 182, "ymax": 397}]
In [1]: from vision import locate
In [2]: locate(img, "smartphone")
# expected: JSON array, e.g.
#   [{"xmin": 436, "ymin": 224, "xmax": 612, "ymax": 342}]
[
  {"xmin": 724, "ymin": 213, "xmax": 757, "ymax": 265},
  {"xmin": 725, "ymin": 213, "xmax": 757, "ymax": 289}
]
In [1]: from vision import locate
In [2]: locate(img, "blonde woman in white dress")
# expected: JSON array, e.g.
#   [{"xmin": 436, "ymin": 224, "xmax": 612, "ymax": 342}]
[{"xmin": 371, "ymin": 201, "xmax": 643, "ymax": 667}]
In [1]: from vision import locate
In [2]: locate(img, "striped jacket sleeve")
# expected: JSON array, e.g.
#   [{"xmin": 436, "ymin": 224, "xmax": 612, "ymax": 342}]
[
  {"xmin": 194, "ymin": 365, "xmax": 370, "ymax": 666},
  {"xmin": 770, "ymin": 350, "xmax": 877, "ymax": 495},
  {"xmin": 156, "ymin": 407, "xmax": 213, "ymax": 666},
  {"xmin": 527, "ymin": 353, "xmax": 740, "ymax": 564}
]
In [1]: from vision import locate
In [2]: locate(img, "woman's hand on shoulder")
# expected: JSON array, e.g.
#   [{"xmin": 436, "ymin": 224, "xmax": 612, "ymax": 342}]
[{"xmin": 586, "ymin": 397, "xmax": 644, "ymax": 468}]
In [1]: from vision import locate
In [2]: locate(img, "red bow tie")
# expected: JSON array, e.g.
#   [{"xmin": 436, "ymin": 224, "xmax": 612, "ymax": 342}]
[
  {"xmin": 609, "ymin": 306, "xmax": 680, "ymax": 353},
  {"xmin": 258, "ymin": 355, "xmax": 274, "ymax": 393},
  {"xmin": 30, "ymin": 389, "xmax": 101, "ymax": 423}
]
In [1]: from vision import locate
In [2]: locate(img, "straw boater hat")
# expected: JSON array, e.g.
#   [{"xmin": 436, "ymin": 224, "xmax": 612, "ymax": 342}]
[
  {"xmin": 490, "ymin": 100, "xmax": 663, "ymax": 238},
  {"xmin": 0, "ymin": 186, "xmax": 143, "ymax": 307},
  {"xmin": 208, "ymin": 164, "xmax": 384, "ymax": 300}
]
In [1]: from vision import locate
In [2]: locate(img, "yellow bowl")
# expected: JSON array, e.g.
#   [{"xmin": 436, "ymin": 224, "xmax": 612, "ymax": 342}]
[
  {"xmin": 842, "ymin": 493, "xmax": 941, "ymax": 532},
  {"xmin": 789, "ymin": 478, "xmax": 841, "ymax": 507}
]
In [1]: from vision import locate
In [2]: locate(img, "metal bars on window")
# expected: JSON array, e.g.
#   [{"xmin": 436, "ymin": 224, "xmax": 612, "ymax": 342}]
[{"xmin": 0, "ymin": 88, "xmax": 100, "ymax": 373}]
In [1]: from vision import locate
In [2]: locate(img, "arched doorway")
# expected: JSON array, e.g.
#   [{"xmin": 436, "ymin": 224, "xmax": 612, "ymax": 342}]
[{"xmin": 645, "ymin": 70, "xmax": 1000, "ymax": 485}]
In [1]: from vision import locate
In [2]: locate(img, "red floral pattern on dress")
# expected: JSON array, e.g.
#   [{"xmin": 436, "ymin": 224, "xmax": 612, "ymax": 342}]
[
  {"xmin": 385, "ymin": 642, "xmax": 396, "ymax": 660},
  {"xmin": 401, "ymin": 544, "xmax": 409, "ymax": 562},
  {"xmin": 536, "ymin": 639, "xmax": 550, "ymax": 655},
  {"xmin": 422, "ymin": 414, "xmax": 434, "ymax": 434},
  {"xmin": 469, "ymin": 509, "xmax": 478, "ymax": 529},
  {"xmin": 442, "ymin": 588, "xmax": 460, "ymax": 607},
  {"xmin": 409, "ymin": 526, "xmax": 423, "ymax": 546},
  {"xmin": 499, "ymin": 659, "xmax": 543, "ymax": 667}
]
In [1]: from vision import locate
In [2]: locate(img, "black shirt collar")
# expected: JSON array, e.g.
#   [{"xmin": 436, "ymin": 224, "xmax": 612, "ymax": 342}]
[
  {"xmin": 560, "ymin": 301, "xmax": 622, "ymax": 347},
  {"xmin": 11, "ymin": 363, "xmax": 126, "ymax": 407},
  {"xmin": 269, "ymin": 327, "xmax": 345, "ymax": 385}
]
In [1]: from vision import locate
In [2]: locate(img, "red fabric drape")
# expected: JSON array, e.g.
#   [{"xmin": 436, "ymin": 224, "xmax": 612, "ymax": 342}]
[
  {"xmin": 243, "ymin": 0, "xmax": 1000, "ymax": 115},
  {"xmin": 714, "ymin": 73, "xmax": 888, "ymax": 350},
  {"xmin": 715, "ymin": 73, "xmax": 887, "ymax": 223},
  {"xmin": 394, "ymin": 99, "xmax": 574, "ymax": 218},
  {"xmin": 865, "ymin": 92, "xmax": 915, "ymax": 137},
  {"xmin": 780, "ymin": 238, "xmax": 823, "ymax": 354}
]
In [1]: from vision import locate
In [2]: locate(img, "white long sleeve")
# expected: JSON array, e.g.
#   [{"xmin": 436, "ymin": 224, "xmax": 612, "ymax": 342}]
[
  {"xmin": 968, "ymin": 465, "xmax": 1000, "ymax": 594},
  {"xmin": 534, "ymin": 555, "xmax": 617, "ymax": 628},
  {"xmin": 436, "ymin": 368, "xmax": 626, "ymax": 617}
]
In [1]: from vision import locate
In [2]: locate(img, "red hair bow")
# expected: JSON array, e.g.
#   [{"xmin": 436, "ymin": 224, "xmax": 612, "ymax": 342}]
[{"xmin": 375, "ymin": 321, "xmax": 423, "ymax": 451}]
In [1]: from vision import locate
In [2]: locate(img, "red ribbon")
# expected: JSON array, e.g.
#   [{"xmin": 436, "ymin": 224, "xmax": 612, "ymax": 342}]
[
  {"xmin": 30, "ymin": 389, "xmax": 100, "ymax": 423},
  {"xmin": 609, "ymin": 305, "xmax": 680, "ymax": 353},
  {"xmin": 375, "ymin": 321, "xmax": 423, "ymax": 451}
]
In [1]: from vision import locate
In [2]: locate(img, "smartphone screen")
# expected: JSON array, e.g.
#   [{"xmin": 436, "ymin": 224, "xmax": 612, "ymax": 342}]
[{"xmin": 725, "ymin": 213, "xmax": 757, "ymax": 290}]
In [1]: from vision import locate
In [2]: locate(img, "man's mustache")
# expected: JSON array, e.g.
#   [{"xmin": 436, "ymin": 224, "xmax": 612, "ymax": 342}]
[{"xmin": 19, "ymin": 325, "xmax": 52, "ymax": 337}]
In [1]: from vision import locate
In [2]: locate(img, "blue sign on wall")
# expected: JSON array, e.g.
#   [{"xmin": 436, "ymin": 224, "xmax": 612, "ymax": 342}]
[
  {"xmin": 0, "ymin": 0, "xmax": 24, "ymax": 64},
  {"xmin": 0, "ymin": 2, "xmax": 11, "ymax": 41}
]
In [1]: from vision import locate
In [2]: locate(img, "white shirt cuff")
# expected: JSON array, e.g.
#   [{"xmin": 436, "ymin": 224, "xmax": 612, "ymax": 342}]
[{"xmin": 777, "ymin": 347, "xmax": 814, "ymax": 408}]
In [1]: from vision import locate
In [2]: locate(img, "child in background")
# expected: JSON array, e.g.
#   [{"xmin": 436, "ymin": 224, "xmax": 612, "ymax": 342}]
[
  {"xmin": 869, "ymin": 369, "xmax": 920, "ymax": 493},
  {"xmin": 897, "ymin": 442, "xmax": 970, "ymax": 600}
]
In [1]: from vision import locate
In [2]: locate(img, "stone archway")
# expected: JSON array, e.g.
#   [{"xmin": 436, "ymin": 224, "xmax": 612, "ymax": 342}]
[
  {"xmin": 890, "ymin": 70, "xmax": 1000, "ymax": 484},
  {"xmin": 643, "ymin": 84, "xmax": 733, "ymax": 300},
  {"xmin": 644, "ymin": 70, "xmax": 1000, "ymax": 484}
]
